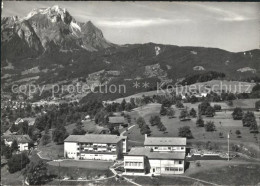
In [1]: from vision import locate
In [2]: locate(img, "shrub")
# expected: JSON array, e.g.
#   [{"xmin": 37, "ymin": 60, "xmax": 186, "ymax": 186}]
[
  {"xmin": 232, "ymin": 107, "xmax": 243, "ymax": 120},
  {"xmin": 213, "ymin": 104, "xmax": 221, "ymax": 111},
  {"xmin": 204, "ymin": 121, "xmax": 216, "ymax": 132},
  {"xmin": 196, "ymin": 117, "xmax": 204, "ymax": 127},
  {"xmin": 178, "ymin": 126, "xmax": 193, "ymax": 139}
]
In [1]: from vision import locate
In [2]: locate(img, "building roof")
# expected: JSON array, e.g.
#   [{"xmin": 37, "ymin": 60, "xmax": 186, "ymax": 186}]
[
  {"xmin": 2, "ymin": 135, "xmax": 31, "ymax": 143},
  {"xmin": 108, "ymin": 116, "xmax": 125, "ymax": 124},
  {"xmin": 127, "ymin": 147, "xmax": 185, "ymax": 160},
  {"xmin": 64, "ymin": 134, "xmax": 124, "ymax": 144},
  {"xmin": 144, "ymin": 136, "xmax": 186, "ymax": 146}
]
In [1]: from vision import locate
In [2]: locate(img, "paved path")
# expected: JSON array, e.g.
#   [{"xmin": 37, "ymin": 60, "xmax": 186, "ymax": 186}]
[{"xmin": 120, "ymin": 125, "xmax": 136, "ymax": 136}]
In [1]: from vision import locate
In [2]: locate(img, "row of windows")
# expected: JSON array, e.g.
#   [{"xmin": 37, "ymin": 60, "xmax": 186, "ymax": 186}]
[
  {"xmin": 165, "ymin": 167, "xmax": 183, "ymax": 172},
  {"xmin": 153, "ymin": 147, "xmax": 185, "ymax": 150},
  {"xmin": 125, "ymin": 162, "xmax": 143, "ymax": 167}
]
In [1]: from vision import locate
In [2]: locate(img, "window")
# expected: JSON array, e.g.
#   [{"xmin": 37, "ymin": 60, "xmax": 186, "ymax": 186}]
[
  {"xmin": 154, "ymin": 147, "xmax": 158, "ymax": 149},
  {"xmin": 165, "ymin": 167, "xmax": 170, "ymax": 171},
  {"xmin": 181, "ymin": 147, "xmax": 184, "ymax": 150},
  {"xmin": 170, "ymin": 167, "xmax": 178, "ymax": 171},
  {"xmin": 168, "ymin": 147, "xmax": 171, "ymax": 150},
  {"xmin": 179, "ymin": 168, "xmax": 183, "ymax": 171},
  {"xmin": 179, "ymin": 160, "xmax": 182, "ymax": 164}
]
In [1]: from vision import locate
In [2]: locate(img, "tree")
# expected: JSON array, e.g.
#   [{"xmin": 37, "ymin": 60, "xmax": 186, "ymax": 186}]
[
  {"xmin": 52, "ymin": 126, "xmax": 68, "ymax": 144},
  {"xmin": 130, "ymin": 98, "xmax": 136, "ymax": 108},
  {"xmin": 190, "ymin": 95, "xmax": 198, "ymax": 104},
  {"xmin": 125, "ymin": 103, "xmax": 133, "ymax": 112},
  {"xmin": 189, "ymin": 108, "xmax": 197, "ymax": 118},
  {"xmin": 140, "ymin": 125, "xmax": 151, "ymax": 135},
  {"xmin": 196, "ymin": 116, "xmax": 204, "ymax": 127},
  {"xmin": 235, "ymin": 130, "xmax": 241, "ymax": 137},
  {"xmin": 178, "ymin": 126, "xmax": 193, "ymax": 139},
  {"xmin": 167, "ymin": 108, "xmax": 175, "ymax": 118},
  {"xmin": 213, "ymin": 104, "xmax": 221, "ymax": 111},
  {"xmin": 160, "ymin": 105, "xmax": 167, "ymax": 116},
  {"xmin": 179, "ymin": 109, "xmax": 189, "ymax": 121},
  {"xmin": 136, "ymin": 117, "xmax": 146, "ymax": 128},
  {"xmin": 242, "ymin": 111, "xmax": 256, "ymax": 127},
  {"xmin": 121, "ymin": 99, "xmax": 126, "ymax": 111},
  {"xmin": 1, "ymin": 142, "xmax": 12, "ymax": 159},
  {"xmin": 204, "ymin": 121, "xmax": 216, "ymax": 132},
  {"xmin": 7, "ymin": 153, "xmax": 30, "ymax": 173},
  {"xmin": 149, "ymin": 115, "xmax": 161, "ymax": 126},
  {"xmin": 41, "ymin": 133, "xmax": 51, "ymax": 146},
  {"xmin": 11, "ymin": 140, "xmax": 19, "ymax": 152},
  {"xmin": 176, "ymin": 100, "xmax": 184, "ymax": 108},
  {"xmin": 205, "ymin": 106, "xmax": 215, "ymax": 117},
  {"xmin": 232, "ymin": 107, "xmax": 244, "ymax": 120},
  {"xmin": 23, "ymin": 160, "xmax": 51, "ymax": 185},
  {"xmin": 72, "ymin": 124, "xmax": 86, "ymax": 135},
  {"xmin": 198, "ymin": 101, "xmax": 210, "ymax": 115}
]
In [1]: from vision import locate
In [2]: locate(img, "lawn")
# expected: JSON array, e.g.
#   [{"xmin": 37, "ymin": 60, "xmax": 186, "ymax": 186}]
[
  {"xmin": 1, "ymin": 165, "xmax": 24, "ymax": 185},
  {"xmin": 127, "ymin": 175, "xmax": 199, "ymax": 185},
  {"xmin": 48, "ymin": 159, "xmax": 113, "ymax": 170},
  {"xmin": 187, "ymin": 160, "xmax": 260, "ymax": 185},
  {"xmin": 47, "ymin": 160, "xmax": 114, "ymax": 180},
  {"xmin": 50, "ymin": 177, "xmax": 132, "ymax": 185}
]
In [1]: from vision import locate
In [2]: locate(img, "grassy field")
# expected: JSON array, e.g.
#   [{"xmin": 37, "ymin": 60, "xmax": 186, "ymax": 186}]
[
  {"xmin": 48, "ymin": 160, "xmax": 113, "ymax": 180},
  {"xmin": 1, "ymin": 165, "xmax": 24, "ymax": 185},
  {"xmin": 128, "ymin": 176, "xmax": 198, "ymax": 185},
  {"xmin": 48, "ymin": 159, "xmax": 113, "ymax": 170},
  {"xmin": 187, "ymin": 160, "xmax": 260, "ymax": 185},
  {"xmin": 50, "ymin": 177, "xmax": 132, "ymax": 185},
  {"xmin": 124, "ymin": 102, "xmax": 260, "ymax": 155}
]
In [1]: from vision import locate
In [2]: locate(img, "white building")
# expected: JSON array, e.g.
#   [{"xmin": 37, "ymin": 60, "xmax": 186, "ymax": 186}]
[
  {"xmin": 64, "ymin": 134, "xmax": 127, "ymax": 161},
  {"xmin": 2, "ymin": 135, "xmax": 31, "ymax": 151},
  {"xmin": 124, "ymin": 136, "xmax": 186, "ymax": 176},
  {"xmin": 124, "ymin": 147, "xmax": 185, "ymax": 175},
  {"xmin": 144, "ymin": 135, "xmax": 186, "ymax": 153}
]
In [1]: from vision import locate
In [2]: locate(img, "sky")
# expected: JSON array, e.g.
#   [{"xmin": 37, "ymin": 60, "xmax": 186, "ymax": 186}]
[{"xmin": 2, "ymin": 1, "xmax": 259, "ymax": 52}]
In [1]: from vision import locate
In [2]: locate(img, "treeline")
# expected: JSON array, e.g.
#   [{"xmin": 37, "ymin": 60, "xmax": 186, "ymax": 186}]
[{"xmin": 180, "ymin": 71, "xmax": 225, "ymax": 85}]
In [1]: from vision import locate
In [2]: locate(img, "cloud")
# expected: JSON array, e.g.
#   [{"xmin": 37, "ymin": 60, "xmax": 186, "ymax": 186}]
[
  {"xmin": 96, "ymin": 18, "xmax": 190, "ymax": 28},
  {"xmin": 191, "ymin": 3, "xmax": 256, "ymax": 22}
]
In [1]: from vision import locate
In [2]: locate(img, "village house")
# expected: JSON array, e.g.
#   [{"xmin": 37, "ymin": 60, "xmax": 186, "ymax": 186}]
[
  {"xmin": 144, "ymin": 135, "xmax": 186, "ymax": 152},
  {"xmin": 64, "ymin": 134, "xmax": 128, "ymax": 161},
  {"xmin": 2, "ymin": 135, "xmax": 32, "ymax": 151},
  {"xmin": 108, "ymin": 116, "xmax": 127, "ymax": 128}
]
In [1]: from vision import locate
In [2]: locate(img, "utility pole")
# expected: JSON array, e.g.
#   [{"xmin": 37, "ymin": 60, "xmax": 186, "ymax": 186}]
[{"xmin": 227, "ymin": 132, "xmax": 230, "ymax": 161}]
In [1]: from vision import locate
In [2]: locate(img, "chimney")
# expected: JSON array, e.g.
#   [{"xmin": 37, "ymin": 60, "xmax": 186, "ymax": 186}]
[{"xmin": 145, "ymin": 134, "xmax": 147, "ymax": 139}]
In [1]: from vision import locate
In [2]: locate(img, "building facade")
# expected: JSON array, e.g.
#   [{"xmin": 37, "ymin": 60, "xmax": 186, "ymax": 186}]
[
  {"xmin": 124, "ymin": 136, "xmax": 187, "ymax": 175},
  {"xmin": 64, "ymin": 134, "xmax": 127, "ymax": 161},
  {"xmin": 124, "ymin": 147, "xmax": 185, "ymax": 175}
]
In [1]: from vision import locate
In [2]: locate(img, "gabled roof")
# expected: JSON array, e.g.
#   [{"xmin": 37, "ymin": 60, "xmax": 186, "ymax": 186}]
[
  {"xmin": 144, "ymin": 137, "xmax": 186, "ymax": 146},
  {"xmin": 127, "ymin": 147, "xmax": 185, "ymax": 160},
  {"xmin": 64, "ymin": 134, "xmax": 124, "ymax": 144},
  {"xmin": 2, "ymin": 135, "xmax": 31, "ymax": 143},
  {"xmin": 108, "ymin": 116, "xmax": 125, "ymax": 124}
]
